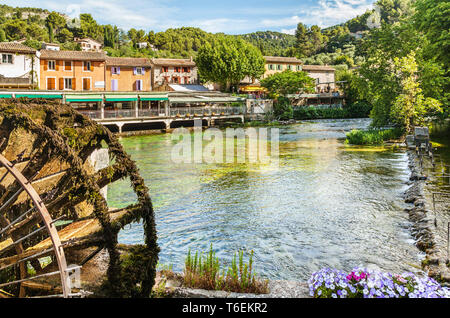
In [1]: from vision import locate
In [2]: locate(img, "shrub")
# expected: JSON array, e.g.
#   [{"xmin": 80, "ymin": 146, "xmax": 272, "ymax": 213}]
[
  {"xmin": 309, "ymin": 267, "xmax": 450, "ymax": 298},
  {"xmin": 345, "ymin": 128, "xmax": 403, "ymax": 145},
  {"xmin": 293, "ymin": 102, "xmax": 372, "ymax": 120},
  {"xmin": 184, "ymin": 244, "xmax": 269, "ymax": 294}
]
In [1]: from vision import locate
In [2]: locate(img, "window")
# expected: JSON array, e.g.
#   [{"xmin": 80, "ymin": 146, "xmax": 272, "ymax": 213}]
[
  {"xmin": 83, "ymin": 61, "xmax": 92, "ymax": 72},
  {"xmin": 287, "ymin": 65, "xmax": 292, "ymax": 70},
  {"xmin": 46, "ymin": 77, "xmax": 56, "ymax": 90},
  {"xmin": 268, "ymin": 64, "xmax": 274, "ymax": 70},
  {"xmin": 172, "ymin": 77, "xmax": 179, "ymax": 84},
  {"xmin": 277, "ymin": 64, "xmax": 282, "ymax": 71},
  {"xmin": 82, "ymin": 78, "xmax": 91, "ymax": 90},
  {"xmin": 134, "ymin": 67, "xmax": 144, "ymax": 75},
  {"xmin": 111, "ymin": 79, "xmax": 118, "ymax": 91},
  {"xmin": 48, "ymin": 60, "xmax": 56, "ymax": 71},
  {"xmin": 174, "ymin": 67, "xmax": 181, "ymax": 73},
  {"xmin": 2, "ymin": 54, "xmax": 13, "ymax": 64},
  {"xmin": 135, "ymin": 79, "xmax": 143, "ymax": 91},
  {"xmin": 112, "ymin": 67, "xmax": 120, "ymax": 75},
  {"xmin": 184, "ymin": 77, "xmax": 190, "ymax": 84},
  {"xmin": 296, "ymin": 65, "xmax": 302, "ymax": 71},
  {"xmin": 64, "ymin": 61, "xmax": 72, "ymax": 71},
  {"xmin": 162, "ymin": 66, "xmax": 169, "ymax": 73},
  {"xmin": 64, "ymin": 78, "xmax": 73, "ymax": 90},
  {"xmin": 182, "ymin": 67, "xmax": 190, "ymax": 73}
]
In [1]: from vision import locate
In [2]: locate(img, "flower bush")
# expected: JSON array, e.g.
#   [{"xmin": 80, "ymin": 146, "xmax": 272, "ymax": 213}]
[{"xmin": 308, "ymin": 268, "xmax": 450, "ymax": 298}]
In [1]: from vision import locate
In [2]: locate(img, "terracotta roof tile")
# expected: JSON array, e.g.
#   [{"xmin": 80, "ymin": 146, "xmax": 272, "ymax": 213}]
[
  {"xmin": 302, "ymin": 64, "xmax": 335, "ymax": 71},
  {"xmin": 0, "ymin": 42, "xmax": 36, "ymax": 54},
  {"xmin": 264, "ymin": 56, "xmax": 302, "ymax": 64},
  {"xmin": 39, "ymin": 49, "xmax": 106, "ymax": 61},
  {"xmin": 106, "ymin": 57, "xmax": 151, "ymax": 67},
  {"xmin": 151, "ymin": 58, "xmax": 196, "ymax": 67}
]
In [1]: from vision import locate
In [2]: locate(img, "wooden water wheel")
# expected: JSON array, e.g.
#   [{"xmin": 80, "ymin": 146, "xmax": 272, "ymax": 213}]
[{"xmin": 0, "ymin": 99, "xmax": 159, "ymax": 298}]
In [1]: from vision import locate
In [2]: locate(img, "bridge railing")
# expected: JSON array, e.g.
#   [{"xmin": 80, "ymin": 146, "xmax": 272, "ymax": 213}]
[{"xmin": 78, "ymin": 106, "xmax": 244, "ymax": 120}]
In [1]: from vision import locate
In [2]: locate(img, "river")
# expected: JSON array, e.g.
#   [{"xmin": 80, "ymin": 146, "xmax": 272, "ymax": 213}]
[{"xmin": 108, "ymin": 118, "xmax": 424, "ymax": 281}]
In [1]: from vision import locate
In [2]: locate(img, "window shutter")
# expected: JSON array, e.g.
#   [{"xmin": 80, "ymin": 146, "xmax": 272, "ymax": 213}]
[
  {"xmin": 142, "ymin": 68, "xmax": 145, "ymax": 75},
  {"xmin": 117, "ymin": 67, "xmax": 120, "ymax": 75},
  {"xmin": 91, "ymin": 62, "xmax": 94, "ymax": 72},
  {"xmin": 133, "ymin": 67, "xmax": 137, "ymax": 75},
  {"xmin": 44, "ymin": 62, "xmax": 48, "ymax": 71},
  {"xmin": 55, "ymin": 61, "xmax": 59, "ymax": 71},
  {"xmin": 59, "ymin": 78, "xmax": 64, "ymax": 90},
  {"xmin": 72, "ymin": 78, "xmax": 76, "ymax": 90}
]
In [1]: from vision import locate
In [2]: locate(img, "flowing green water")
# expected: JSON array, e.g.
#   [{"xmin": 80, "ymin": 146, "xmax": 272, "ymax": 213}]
[{"xmin": 108, "ymin": 118, "xmax": 424, "ymax": 280}]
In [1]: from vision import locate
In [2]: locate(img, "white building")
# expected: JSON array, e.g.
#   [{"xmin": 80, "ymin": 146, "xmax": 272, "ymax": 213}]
[
  {"xmin": 74, "ymin": 37, "xmax": 103, "ymax": 52},
  {"xmin": 0, "ymin": 42, "xmax": 39, "ymax": 89},
  {"xmin": 42, "ymin": 43, "xmax": 61, "ymax": 51}
]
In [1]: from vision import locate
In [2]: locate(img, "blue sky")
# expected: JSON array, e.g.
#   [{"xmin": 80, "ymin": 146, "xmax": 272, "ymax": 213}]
[{"xmin": 4, "ymin": 0, "xmax": 376, "ymax": 34}]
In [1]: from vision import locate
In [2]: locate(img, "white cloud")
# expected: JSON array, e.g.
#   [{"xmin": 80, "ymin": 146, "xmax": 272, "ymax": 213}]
[{"xmin": 301, "ymin": 0, "xmax": 374, "ymax": 27}]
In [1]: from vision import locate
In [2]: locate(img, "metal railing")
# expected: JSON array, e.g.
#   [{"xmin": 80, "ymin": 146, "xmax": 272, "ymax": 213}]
[
  {"xmin": 78, "ymin": 106, "xmax": 244, "ymax": 120},
  {"xmin": 104, "ymin": 109, "xmax": 135, "ymax": 119},
  {"xmin": 170, "ymin": 106, "xmax": 243, "ymax": 117}
]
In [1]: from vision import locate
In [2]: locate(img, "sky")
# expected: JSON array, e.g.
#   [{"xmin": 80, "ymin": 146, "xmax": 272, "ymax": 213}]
[{"xmin": 3, "ymin": 0, "xmax": 376, "ymax": 34}]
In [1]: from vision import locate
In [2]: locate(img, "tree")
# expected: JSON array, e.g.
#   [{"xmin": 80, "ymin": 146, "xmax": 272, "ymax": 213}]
[
  {"xmin": 390, "ymin": 52, "xmax": 442, "ymax": 132},
  {"xmin": 358, "ymin": 21, "xmax": 445, "ymax": 129},
  {"xmin": 45, "ymin": 11, "xmax": 66, "ymax": 41},
  {"xmin": 56, "ymin": 28, "xmax": 73, "ymax": 43},
  {"xmin": 195, "ymin": 35, "xmax": 265, "ymax": 91},
  {"xmin": 260, "ymin": 70, "xmax": 315, "ymax": 97},
  {"xmin": 414, "ymin": 0, "xmax": 450, "ymax": 70},
  {"xmin": 0, "ymin": 28, "xmax": 6, "ymax": 42},
  {"xmin": 295, "ymin": 23, "xmax": 312, "ymax": 57},
  {"xmin": 3, "ymin": 19, "xmax": 27, "ymax": 40},
  {"xmin": 80, "ymin": 13, "xmax": 103, "ymax": 41}
]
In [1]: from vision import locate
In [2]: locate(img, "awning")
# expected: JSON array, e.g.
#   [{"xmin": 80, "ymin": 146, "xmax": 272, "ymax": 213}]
[
  {"xmin": 139, "ymin": 94, "xmax": 168, "ymax": 101},
  {"xmin": 15, "ymin": 93, "xmax": 62, "ymax": 99},
  {"xmin": 66, "ymin": 94, "xmax": 103, "ymax": 102},
  {"xmin": 0, "ymin": 94, "xmax": 13, "ymax": 98},
  {"xmin": 240, "ymin": 85, "xmax": 267, "ymax": 93},
  {"xmin": 105, "ymin": 94, "xmax": 138, "ymax": 102}
]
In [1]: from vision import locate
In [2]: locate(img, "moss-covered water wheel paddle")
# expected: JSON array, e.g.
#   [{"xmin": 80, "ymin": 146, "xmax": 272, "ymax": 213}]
[{"xmin": 0, "ymin": 99, "xmax": 159, "ymax": 298}]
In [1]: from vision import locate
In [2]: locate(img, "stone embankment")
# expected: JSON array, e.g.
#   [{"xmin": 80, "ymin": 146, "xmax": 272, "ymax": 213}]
[{"xmin": 404, "ymin": 150, "xmax": 450, "ymax": 285}]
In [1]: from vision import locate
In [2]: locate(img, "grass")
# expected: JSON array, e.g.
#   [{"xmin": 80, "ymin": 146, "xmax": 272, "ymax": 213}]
[
  {"xmin": 345, "ymin": 128, "xmax": 403, "ymax": 145},
  {"xmin": 183, "ymin": 244, "xmax": 269, "ymax": 294}
]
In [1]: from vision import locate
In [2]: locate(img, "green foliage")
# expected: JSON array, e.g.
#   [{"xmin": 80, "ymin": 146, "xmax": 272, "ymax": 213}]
[
  {"xmin": 295, "ymin": 23, "xmax": 327, "ymax": 57},
  {"xmin": 195, "ymin": 35, "xmax": 265, "ymax": 90},
  {"xmin": 260, "ymin": 70, "xmax": 315, "ymax": 97},
  {"xmin": 345, "ymin": 128, "xmax": 403, "ymax": 145},
  {"xmin": 336, "ymin": 69, "xmax": 365, "ymax": 105},
  {"xmin": 239, "ymin": 31, "xmax": 296, "ymax": 57},
  {"xmin": 184, "ymin": 244, "xmax": 269, "ymax": 294},
  {"xmin": 293, "ymin": 102, "xmax": 372, "ymax": 120},
  {"xmin": 273, "ymin": 96, "xmax": 293, "ymax": 120}
]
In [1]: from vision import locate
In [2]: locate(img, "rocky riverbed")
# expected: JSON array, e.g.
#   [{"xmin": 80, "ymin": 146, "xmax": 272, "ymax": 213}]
[{"xmin": 404, "ymin": 150, "xmax": 450, "ymax": 285}]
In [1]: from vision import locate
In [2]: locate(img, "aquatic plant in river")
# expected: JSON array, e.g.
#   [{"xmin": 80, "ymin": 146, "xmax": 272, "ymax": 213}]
[{"xmin": 309, "ymin": 267, "xmax": 450, "ymax": 298}]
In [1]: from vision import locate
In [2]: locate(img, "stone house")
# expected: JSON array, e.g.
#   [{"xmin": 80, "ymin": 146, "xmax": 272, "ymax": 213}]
[
  {"xmin": 150, "ymin": 58, "xmax": 197, "ymax": 90},
  {"xmin": 301, "ymin": 65, "xmax": 336, "ymax": 92},
  {"xmin": 105, "ymin": 57, "xmax": 152, "ymax": 91},
  {"xmin": 39, "ymin": 50, "xmax": 106, "ymax": 91},
  {"xmin": 0, "ymin": 42, "xmax": 39, "ymax": 89}
]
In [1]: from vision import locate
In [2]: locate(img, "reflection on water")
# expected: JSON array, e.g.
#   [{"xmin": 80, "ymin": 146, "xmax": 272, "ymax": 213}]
[{"xmin": 109, "ymin": 118, "xmax": 423, "ymax": 280}]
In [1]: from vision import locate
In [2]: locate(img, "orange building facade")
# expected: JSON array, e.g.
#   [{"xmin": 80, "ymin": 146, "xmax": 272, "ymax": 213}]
[
  {"xmin": 39, "ymin": 50, "xmax": 107, "ymax": 91},
  {"xmin": 105, "ymin": 57, "xmax": 152, "ymax": 92}
]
